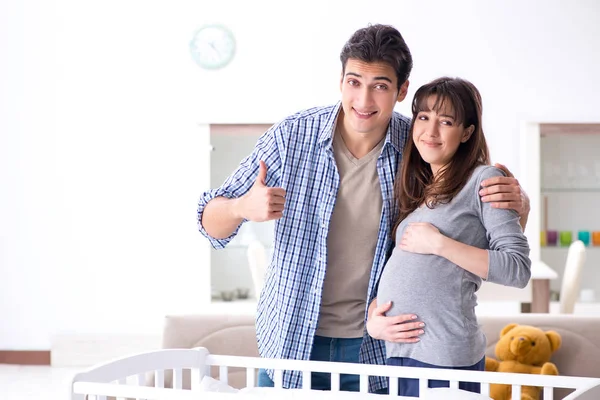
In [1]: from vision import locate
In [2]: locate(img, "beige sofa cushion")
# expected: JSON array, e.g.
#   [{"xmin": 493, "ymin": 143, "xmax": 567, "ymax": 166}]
[{"xmin": 162, "ymin": 313, "xmax": 258, "ymax": 358}]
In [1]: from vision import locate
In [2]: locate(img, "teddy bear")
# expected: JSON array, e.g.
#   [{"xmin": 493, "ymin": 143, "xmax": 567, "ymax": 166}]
[{"xmin": 485, "ymin": 323, "xmax": 562, "ymax": 400}]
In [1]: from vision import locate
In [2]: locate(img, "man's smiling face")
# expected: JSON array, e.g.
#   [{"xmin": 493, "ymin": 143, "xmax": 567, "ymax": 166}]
[{"xmin": 339, "ymin": 58, "xmax": 408, "ymax": 139}]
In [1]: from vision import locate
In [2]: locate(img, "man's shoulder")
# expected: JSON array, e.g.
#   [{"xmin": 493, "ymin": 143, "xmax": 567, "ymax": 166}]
[
  {"xmin": 272, "ymin": 104, "xmax": 338, "ymax": 143},
  {"xmin": 386, "ymin": 111, "xmax": 412, "ymax": 152},
  {"xmin": 390, "ymin": 111, "xmax": 412, "ymax": 135},
  {"xmin": 280, "ymin": 104, "xmax": 337, "ymax": 126},
  {"xmin": 391, "ymin": 110, "xmax": 412, "ymax": 126}
]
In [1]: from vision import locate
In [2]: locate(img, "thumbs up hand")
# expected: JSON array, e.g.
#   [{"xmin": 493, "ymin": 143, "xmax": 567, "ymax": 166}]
[{"xmin": 236, "ymin": 161, "xmax": 286, "ymax": 222}]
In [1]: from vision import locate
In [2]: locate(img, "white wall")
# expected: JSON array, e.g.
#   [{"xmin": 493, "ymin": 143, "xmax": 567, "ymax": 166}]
[{"xmin": 2, "ymin": 0, "xmax": 600, "ymax": 349}]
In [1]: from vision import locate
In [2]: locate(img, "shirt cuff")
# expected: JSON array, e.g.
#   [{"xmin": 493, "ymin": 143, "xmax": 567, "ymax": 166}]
[{"xmin": 197, "ymin": 189, "xmax": 245, "ymax": 249}]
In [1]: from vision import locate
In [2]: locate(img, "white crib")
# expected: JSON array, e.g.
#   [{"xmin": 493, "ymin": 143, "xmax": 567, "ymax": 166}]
[{"xmin": 71, "ymin": 347, "xmax": 600, "ymax": 399}]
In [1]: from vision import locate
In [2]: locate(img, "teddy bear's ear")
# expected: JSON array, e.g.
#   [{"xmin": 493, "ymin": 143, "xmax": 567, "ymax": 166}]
[
  {"xmin": 546, "ymin": 330, "xmax": 562, "ymax": 352},
  {"xmin": 500, "ymin": 323, "xmax": 519, "ymax": 337}
]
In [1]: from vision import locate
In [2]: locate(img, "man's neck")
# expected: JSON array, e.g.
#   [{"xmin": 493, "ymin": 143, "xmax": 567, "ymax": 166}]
[{"xmin": 336, "ymin": 112, "xmax": 387, "ymax": 159}]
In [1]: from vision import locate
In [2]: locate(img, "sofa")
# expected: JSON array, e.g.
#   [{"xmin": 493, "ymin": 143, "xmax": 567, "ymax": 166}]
[{"xmin": 156, "ymin": 313, "xmax": 600, "ymax": 399}]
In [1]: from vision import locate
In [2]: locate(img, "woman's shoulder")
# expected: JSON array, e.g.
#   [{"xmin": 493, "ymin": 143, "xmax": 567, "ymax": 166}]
[
  {"xmin": 456, "ymin": 165, "xmax": 506, "ymax": 199},
  {"xmin": 470, "ymin": 164, "xmax": 506, "ymax": 185}
]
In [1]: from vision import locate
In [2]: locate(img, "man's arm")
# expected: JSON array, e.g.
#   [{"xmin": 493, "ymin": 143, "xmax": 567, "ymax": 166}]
[
  {"xmin": 202, "ymin": 161, "xmax": 285, "ymax": 239},
  {"xmin": 201, "ymin": 197, "xmax": 245, "ymax": 240},
  {"xmin": 479, "ymin": 163, "xmax": 530, "ymax": 230},
  {"xmin": 197, "ymin": 125, "xmax": 284, "ymax": 248}
]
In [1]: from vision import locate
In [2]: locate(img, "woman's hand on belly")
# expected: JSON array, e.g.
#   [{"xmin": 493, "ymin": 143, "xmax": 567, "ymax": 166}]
[
  {"xmin": 366, "ymin": 300, "xmax": 425, "ymax": 343},
  {"xmin": 398, "ymin": 222, "xmax": 443, "ymax": 255}
]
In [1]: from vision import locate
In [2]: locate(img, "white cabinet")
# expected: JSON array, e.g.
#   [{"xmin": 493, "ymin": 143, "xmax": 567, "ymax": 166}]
[{"xmin": 523, "ymin": 123, "xmax": 600, "ymax": 310}]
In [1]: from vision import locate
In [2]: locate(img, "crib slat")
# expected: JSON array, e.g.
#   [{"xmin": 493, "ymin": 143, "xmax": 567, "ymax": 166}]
[
  {"xmin": 219, "ymin": 366, "xmax": 228, "ymax": 384},
  {"xmin": 191, "ymin": 368, "xmax": 201, "ymax": 390},
  {"xmin": 154, "ymin": 370, "xmax": 164, "ymax": 388},
  {"xmin": 173, "ymin": 368, "xmax": 183, "ymax": 389},
  {"xmin": 388, "ymin": 377, "xmax": 398, "ymax": 396},
  {"xmin": 419, "ymin": 378, "xmax": 428, "ymax": 396},
  {"xmin": 449, "ymin": 380, "xmax": 459, "ymax": 389},
  {"xmin": 331, "ymin": 372, "xmax": 340, "ymax": 392},
  {"xmin": 116, "ymin": 376, "xmax": 127, "ymax": 400},
  {"xmin": 512, "ymin": 384, "xmax": 522, "ymax": 399},
  {"xmin": 359, "ymin": 374, "xmax": 368, "ymax": 393},
  {"xmin": 117, "ymin": 377, "xmax": 127, "ymax": 400},
  {"xmin": 544, "ymin": 386, "xmax": 554, "ymax": 400},
  {"xmin": 302, "ymin": 370, "xmax": 311, "ymax": 390},
  {"xmin": 274, "ymin": 369, "xmax": 283, "ymax": 389},
  {"xmin": 480, "ymin": 382, "xmax": 490, "ymax": 397},
  {"xmin": 246, "ymin": 367, "xmax": 256, "ymax": 388},
  {"xmin": 136, "ymin": 373, "xmax": 146, "ymax": 400}
]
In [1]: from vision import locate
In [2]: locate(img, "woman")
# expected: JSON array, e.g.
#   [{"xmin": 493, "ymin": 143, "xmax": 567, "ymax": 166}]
[{"xmin": 368, "ymin": 77, "xmax": 531, "ymax": 397}]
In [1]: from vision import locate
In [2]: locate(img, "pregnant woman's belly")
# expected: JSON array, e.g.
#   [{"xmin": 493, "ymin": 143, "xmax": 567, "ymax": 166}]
[{"xmin": 377, "ymin": 249, "xmax": 472, "ymax": 341}]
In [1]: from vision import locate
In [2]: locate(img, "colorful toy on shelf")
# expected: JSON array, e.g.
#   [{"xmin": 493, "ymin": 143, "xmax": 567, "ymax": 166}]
[
  {"xmin": 578, "ymin": 230, "xmax": 591, "ymax": 246},
  {"xmin": 545, "ymin": 230, "xmax": 558, "ymax": 246},
  {"xmin": 560, "ymin": 231, "xmax": 573, "ymax": 247},
  {"xmin": 540, "ymin": 231, "xmax": 547, "ymax": 247},
  {"xmin": 593, "ymin": 231, "xmax": 600, "ymax": 246}
]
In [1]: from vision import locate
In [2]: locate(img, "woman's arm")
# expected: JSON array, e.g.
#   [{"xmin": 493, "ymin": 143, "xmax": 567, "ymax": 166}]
[
  {"xmin": 398, "ymin": 166, "xmax": 531, "ymax": 288},
  {"xmin": 399, "ymin": 223, "xmax": 489, "ymax": 279},
  {"xmin": 477, "ymin": 167, "xmax": 532, "ymax": 288},
  {"xmin": 434, "ymin": 235, "xmax": 489, "ymax": 280},
  {"xmin": 479, "ymin": 163, "xmax": 530, "ymax": 231}
]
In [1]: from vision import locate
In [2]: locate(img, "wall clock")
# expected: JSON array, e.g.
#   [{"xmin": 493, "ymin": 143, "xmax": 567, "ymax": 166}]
[{"xmin": 189, "ymin": 24, "xmax": 236, "ymax": 70}]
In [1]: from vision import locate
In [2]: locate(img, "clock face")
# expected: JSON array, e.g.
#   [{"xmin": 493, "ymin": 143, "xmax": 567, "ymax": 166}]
[{"xmin": 189, "ymin": 25, "xmax": 236, "ymax": 70}]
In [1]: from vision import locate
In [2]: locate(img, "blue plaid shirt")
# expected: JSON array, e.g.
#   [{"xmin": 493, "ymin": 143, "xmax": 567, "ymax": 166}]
[{"xmin": 197, "ymin": 102, "xmax": 410, "ymax": 391}]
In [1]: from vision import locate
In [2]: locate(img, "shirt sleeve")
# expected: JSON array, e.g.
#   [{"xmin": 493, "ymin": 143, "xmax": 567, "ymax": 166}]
[
  {"xmin": 197, "ymin": 122, "xmax": 285, "ymax": 249},
  {"xmin": 476, "ymin": 166, "xmax": 532, "ymax": 288}
]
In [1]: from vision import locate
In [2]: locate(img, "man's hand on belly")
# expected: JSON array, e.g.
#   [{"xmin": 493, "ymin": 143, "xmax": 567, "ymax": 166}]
[{"xmin": 366, "ymin": 299, "xmax": 425, "ymax": 343}]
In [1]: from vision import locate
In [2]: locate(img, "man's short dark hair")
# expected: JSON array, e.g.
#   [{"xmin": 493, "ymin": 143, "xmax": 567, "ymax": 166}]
[{"xmin": 340, "ymin": 24, "xmax": 413, "ymax": 90}]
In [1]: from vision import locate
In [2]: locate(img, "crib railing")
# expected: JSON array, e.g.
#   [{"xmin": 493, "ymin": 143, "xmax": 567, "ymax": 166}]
[
  {"xmin": 207, "ymin": 354, "xmax": 600, "ymax": 399},
  {"xmin": 72, "ymin": 348, "xmax": 209, "ymax": 400},
  {"xmin": 72, "ymin": 347, "xmax": 600, "ymax": 400}
]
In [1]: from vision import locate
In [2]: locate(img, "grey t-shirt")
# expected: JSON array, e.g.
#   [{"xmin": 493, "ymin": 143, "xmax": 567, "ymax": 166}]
[{"xmin": 377, "ymin": 165, "xmax": 531, "ymax": 367}]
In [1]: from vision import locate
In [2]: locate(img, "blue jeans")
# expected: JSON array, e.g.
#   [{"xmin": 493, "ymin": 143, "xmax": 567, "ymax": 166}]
[
  {"xmin": 258, "ymin": 335, "xmax": 365, "ymax": 391},
  {"xmin": 386, "ymin": 356, "xmax": 486, "ymax": 398}
]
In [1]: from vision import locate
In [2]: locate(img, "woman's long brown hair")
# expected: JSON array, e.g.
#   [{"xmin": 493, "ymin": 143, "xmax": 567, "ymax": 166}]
[{"xmin": 391, "ymin": 77, "xmax": 491, "ymax": 240}]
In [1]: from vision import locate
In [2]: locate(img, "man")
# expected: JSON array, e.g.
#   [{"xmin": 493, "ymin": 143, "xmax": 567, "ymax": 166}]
[{"xmin": 197, "ymin": 24, "xmax": 529, "ymax": 393}]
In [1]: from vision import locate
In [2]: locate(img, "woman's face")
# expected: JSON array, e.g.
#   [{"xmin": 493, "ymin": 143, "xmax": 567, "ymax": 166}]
[{"xmin": 412, "ymin": 95, "xmax": 473, "ymax": 175}]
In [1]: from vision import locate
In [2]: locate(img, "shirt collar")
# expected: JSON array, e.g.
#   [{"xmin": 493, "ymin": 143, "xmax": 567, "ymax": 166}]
[
  {"xmin": 317, "ymin": 102, "xmax": 341, "ymax": 146},
  {"xmin": 384, "ymin": 113, "xmax": 406, "ymax": 155}
]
